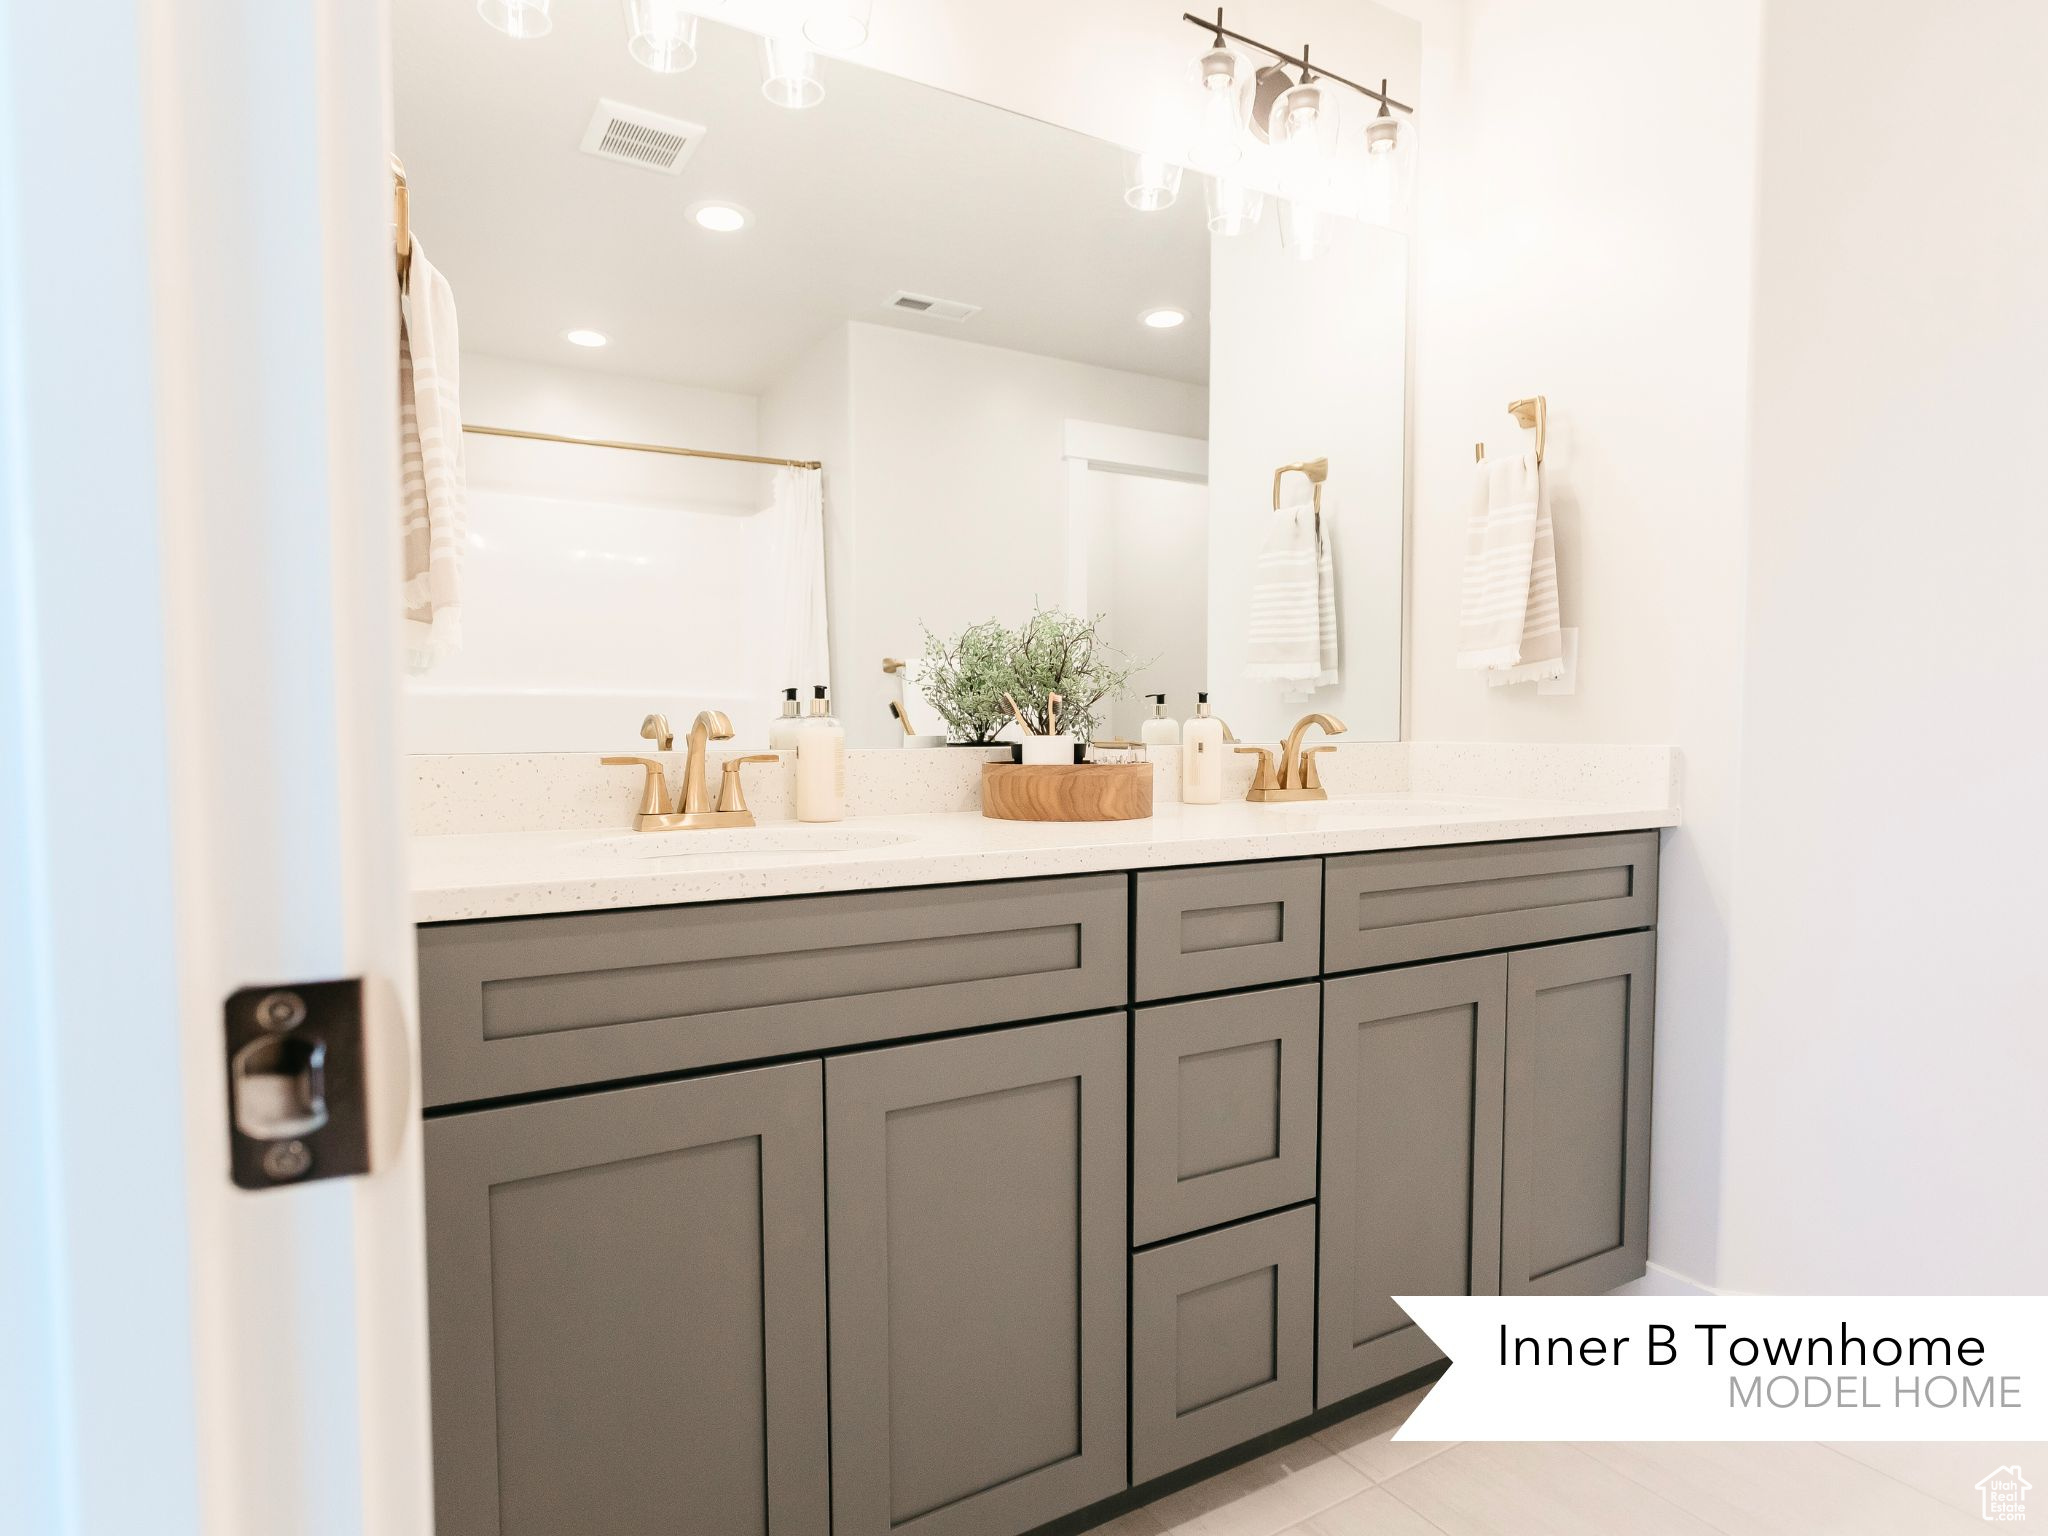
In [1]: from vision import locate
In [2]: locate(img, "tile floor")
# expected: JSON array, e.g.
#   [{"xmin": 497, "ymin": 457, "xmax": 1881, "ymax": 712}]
[{"xmin": 1092, "ymin": 1388, "xmax": 2043, "ymax": 1534}]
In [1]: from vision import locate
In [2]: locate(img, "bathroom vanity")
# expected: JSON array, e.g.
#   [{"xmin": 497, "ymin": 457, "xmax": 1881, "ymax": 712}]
[{"xmin": 415, "ymin": 821, "xmax": 1660, "ymax": 1536}]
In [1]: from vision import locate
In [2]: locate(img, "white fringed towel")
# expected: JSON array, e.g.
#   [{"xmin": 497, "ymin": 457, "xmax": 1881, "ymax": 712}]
[
  {"xmin": 400, "ymin": 237, "xmax": 467, "ymax": 673},
  {"xmin": 1246, "ymin": 490, "xmax": 1338, "ymax": 698},
  {"xmin": 1457, "ymin": 451, "xmax": 1562, "ymax": 685}
]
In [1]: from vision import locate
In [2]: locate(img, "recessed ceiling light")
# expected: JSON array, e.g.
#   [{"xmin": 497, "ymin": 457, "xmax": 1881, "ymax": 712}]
[
  {"xmin": 690, "ymin": 201, "xmax": 751, "ymax": 233},
  {"xmin": 565, "ymin": 329, "xmax": 609, "ymax": 348},
  {"xmin": 1140, "ymin": 308, "xmax": 1187, "ymax": 329}
]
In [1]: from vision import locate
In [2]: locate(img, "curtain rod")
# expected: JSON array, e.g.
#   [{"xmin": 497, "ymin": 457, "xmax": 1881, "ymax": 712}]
[{"xmin": 462, "ymin": 423, "xmax": 822, "ymax": 471}]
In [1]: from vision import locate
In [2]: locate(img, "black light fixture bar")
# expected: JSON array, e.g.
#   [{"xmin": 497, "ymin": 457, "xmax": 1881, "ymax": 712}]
[{"xmin": 1180, "ymin": 9, "xmax": 1416, "ymax": 115}]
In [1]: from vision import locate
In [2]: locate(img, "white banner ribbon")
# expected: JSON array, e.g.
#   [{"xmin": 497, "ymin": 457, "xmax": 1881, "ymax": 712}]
[{"xmin": 1395, "ymin": 1295, "xmax": 2048, "ymax": 1442}]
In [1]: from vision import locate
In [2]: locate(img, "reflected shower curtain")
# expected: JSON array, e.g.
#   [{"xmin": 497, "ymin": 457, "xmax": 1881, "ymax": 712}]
[{"xmin": 773, "ymin": 465, "xmax": 831, "ymax": 694}]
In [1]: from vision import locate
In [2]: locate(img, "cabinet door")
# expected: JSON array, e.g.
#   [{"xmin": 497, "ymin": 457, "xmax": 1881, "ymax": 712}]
[
  {"xmin": 1502, "ymin": 931, "xmax": 1656, "ymax": 1294},
  {"xmin": 1318, "ymin": 957, "xmax": 1506, "ymax": 1406},
  {"xmin": 827, "ymin": 1014, "xmax": 1127, "ymax": 1536},
  {"xmin": 424, "ymin": 1061, "xmax": 828, "ymax": 1536}
]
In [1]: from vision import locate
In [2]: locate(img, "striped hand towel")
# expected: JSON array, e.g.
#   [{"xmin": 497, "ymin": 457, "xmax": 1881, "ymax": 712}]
[
  {"xmin": 1246, "ymin": 491, "xmax": 1339, "ymax": 698},
  {"xmin": 1457, "ymin": 451, "xmax": 1563, "ymax": 685},
  {"xmin": 400, "ymin": 237, "xmax": 467, "ymax": 673}
]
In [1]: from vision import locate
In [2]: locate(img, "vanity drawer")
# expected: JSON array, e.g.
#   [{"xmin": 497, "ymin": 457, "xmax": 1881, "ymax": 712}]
[
  {"xmin": 417, "ymin": 874, "xmax": 1128, "ymax": 1106},
  {"xmin": 1130, "ymin": 1206, "xmax": 1316, "ymax": 1485},
  {"xmin": 1131, "ymin": 985, "xmax": 1319, "ymax": 1245},
  {"xmin": 1134, "ymin": 860, "xmax": 1322, "ymax": 1002},
  {"xmin": 1323, "ymin": 832, "xmax": 1658, "ymax": 973}
]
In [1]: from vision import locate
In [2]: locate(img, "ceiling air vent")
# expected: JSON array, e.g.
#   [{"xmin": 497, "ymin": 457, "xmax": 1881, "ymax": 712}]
[
  {"xmin": 579, "ymin": 99, "xmax": 707, "ymax": 175},
  {"xmin": 886, "ymin": 291, "xmax": 981, "ymax": 322}
]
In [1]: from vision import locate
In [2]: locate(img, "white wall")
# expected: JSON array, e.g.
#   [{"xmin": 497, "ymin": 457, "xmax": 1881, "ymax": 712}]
[
  {"xmin": 1209, "ymin": 214, "xmax": 1409, "ymax": 744},
  {"xmin": 838, "ymin": 322, "xmax": 1208, "ymax": 746},
  {"xmin": 1716, "ymin": 0, "xmax": 2048, "ymax": 1293},
  {"xmin": 1396, "ymin": 0, "xmax": 1762, "ymax": 1289},
  {"xmin": 1079, "ymin": 471, "xmax": 1211, "ymax": 739},
  {"xmin": 404, "ymin": 354, "xmax": 782, "ymax": 750}
]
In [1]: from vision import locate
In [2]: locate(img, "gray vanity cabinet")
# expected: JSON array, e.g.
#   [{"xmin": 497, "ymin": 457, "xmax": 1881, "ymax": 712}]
[
  {"xmin": 1315, "ymin": 957, "xmax": 1506, "ymax": 1406},
  {"xmin": 825, "ymin": 1013, "xmax": 1129, "ymax": 1536},
  {"xmin": 1500, "ymin": 931, "xmax": 1656, "ymax": 1295},
  {"xmin": 423, "ymin": 1060, "xmax": 830, "ymax": 1536}
]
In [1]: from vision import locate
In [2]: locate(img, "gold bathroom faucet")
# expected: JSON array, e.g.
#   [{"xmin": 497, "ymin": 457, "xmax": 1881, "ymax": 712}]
[
  {"xmin": 1237, "ymin": 712, "xmax": 1348, "ymax": 802},
  {"xmin": 603, "ymin": 710, "xmax": 777, "ymax": 830}
]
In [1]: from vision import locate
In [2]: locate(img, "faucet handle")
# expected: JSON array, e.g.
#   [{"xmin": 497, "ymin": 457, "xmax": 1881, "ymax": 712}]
[
  {"xmin": 640, "ymin": 714, "xmax": 675, "ymax": 752},
  {"xmin": 602, "ymin": 755, "xmax": 675, "ymax": 818},
  {"xmin": 1234, "ymin": 745, "xmax": 1282, "ymax": 793},
  {"xmin": 715, "ymin": 754, "xmax": 780, "ymax": 817},
  {"xmin": 1301, "ymin": 744, "xmax": 1338, "ymax": 792}
]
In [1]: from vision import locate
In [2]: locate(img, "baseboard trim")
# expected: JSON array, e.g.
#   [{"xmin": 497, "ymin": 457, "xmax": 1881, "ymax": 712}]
[{"xmin": 1610, "ymin": 1260, "xmax": 1720, "ymax": 1297}]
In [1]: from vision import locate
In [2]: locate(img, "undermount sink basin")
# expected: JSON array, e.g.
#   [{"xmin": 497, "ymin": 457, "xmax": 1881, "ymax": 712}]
[{"xmin": 589, "ymin": 826, "xmax": 916, "ymax": 860}]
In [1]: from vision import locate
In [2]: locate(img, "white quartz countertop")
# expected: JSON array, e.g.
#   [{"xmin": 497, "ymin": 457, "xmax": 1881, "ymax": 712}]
[{"xmin": 411, "ymin": 792, "xmax": 1679, "ymax": 923}]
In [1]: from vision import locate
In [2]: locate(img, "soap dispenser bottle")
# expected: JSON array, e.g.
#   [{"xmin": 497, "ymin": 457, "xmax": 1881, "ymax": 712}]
[
  {"xmin": 795, "ymin": 684, "xmax": 846, "ymax": 822},
  {"xmin": 1140, "ymin": 693, "xmax": 1179, "ymax": 747},
  {"xmin": 1180, "ymin": 692, "xmax": 1225, "ymax": 804},
  {"xmin": 768, "ymin": 687, "xmax": 804, "ymax": 751}
]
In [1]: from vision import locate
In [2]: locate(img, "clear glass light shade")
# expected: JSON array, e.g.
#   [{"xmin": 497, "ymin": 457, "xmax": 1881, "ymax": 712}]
[
  {"xmin": 1278, "ymin": 197, "xmax": 1328, "ymax": 260},
  {"xmin": 477, "ymin": 0, "xmax": 551, "ymax": 38},
  {"xmin": 624, "ymin": 0, "xmax": 698, "ymax": 72},
  {"xmin": 1358, "ymin": 113, "xmax": 1418, "ymax": 232},
  {"xmin": 802, "ymin": 0, "xmax": 872, "ymax": 50},
  {"xmin": 762, "ymin": 36, "xmax": 826, "ymax": 108},
  {"xmin": 1270, "ymin": 78, "xmax": 1341, "ymax": 196},
  {"xmin": 1186, "ymin": 45, "xmax": 1249, "ymax": 170},
  {"xmin": 1204, "ymin": 174, "xmax": 1264, "ymax": 235},
  {"xmin": 1123, "ymin": 152, "xmax": 1184, "ymax": 212}
]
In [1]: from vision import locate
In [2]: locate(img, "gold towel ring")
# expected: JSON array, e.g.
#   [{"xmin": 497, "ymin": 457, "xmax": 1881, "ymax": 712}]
[
  {"xmin": 1475, "ymin": 396, "xmax": 1547, "ymax": 464},
  {"xmin": 1273, "ymin": 457, "xmax": 1329, "ymax": 527}
]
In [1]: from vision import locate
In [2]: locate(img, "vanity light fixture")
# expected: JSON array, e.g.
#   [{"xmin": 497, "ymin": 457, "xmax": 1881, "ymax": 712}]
[
  {"xmin": 1123, "ymin": 152, "xmax": 1184, "ymax": 211},
  {"xmin": 1140, "ymin": 308, "xmax": 1187, "ymax": 329},
  {"xmin": 762, "ymin": 35, "xmax": 827, "ymax": 108},
  {"xmin": 1270, "ymin": 63, "xmax": 1338, "ymax": 196},
  {"xmin": 1176, "ymin": 10, "xmax": 1415, "ymax": 166},
  {"xmin": 690, "ymin": 201, "xmax": 752, "ymax": 232},
  {"xmin": 624, "ymin": 0, "xmax": 699, "ymax": 72},
  {"xmin": 477, "ymin": 0, "xmax": 551, "ymax": 38},
  {"xmin": 802, "ymin": 0, "xmax": 872, "ymax": 51},
  {"xmin": 565, "ymin": 329, "xmax": 610, "ymax": 348}
]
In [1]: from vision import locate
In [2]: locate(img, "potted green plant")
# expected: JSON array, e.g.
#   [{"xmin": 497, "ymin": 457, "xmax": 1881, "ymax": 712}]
[
  {"xmin": 1003, "ymin": 605, "xmax": 1144, "ymax": 743},
  {"xmin": 915, "ymin": 617, "xmax": 1016, "ymax": 744},
  {"xmin": 916, "ymin": 607, "xmax": 1147, "ymax": 748}
]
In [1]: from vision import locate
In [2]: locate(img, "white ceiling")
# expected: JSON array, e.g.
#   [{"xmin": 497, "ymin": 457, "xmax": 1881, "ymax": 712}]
[{"xmin": 393, "ymin": 3, "xmax": 1210, "ymax": 394}]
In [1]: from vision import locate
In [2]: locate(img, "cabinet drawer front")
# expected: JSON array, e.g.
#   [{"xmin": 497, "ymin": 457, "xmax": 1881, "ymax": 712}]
[
  {"xmin": 826, "ymin": 1015, "xmax": 1128, "ymax": 1536},
  {"xmin": 1132, "ymin": 986, "xmax": 1319, "ymax": 1244},
  {"xmin": 425, "ymin": 1060, "xmax": 829, "ymax": 1536},
  {"xmin": 1131, "ymin": 1206, "xmax": 1316, "ymax": 1485},
  {"xmin": 1135, "ymin": 860, "xmax": 1322, "ymax": 1002},
  {"xmin": 418, "ymin": 874, "xmax": 1128, "ymax": 1105},
  {"xmin": 1324, "ymin": 831, "xmax": 1658, "ymax": 972},
  {"xmin": 1317, "ymin": 959, "xmax": 1506, "ymax": 1407},
  {"xmin": 1502, "ymin": 932, "xmax": 1656, "ymax": 1295}
]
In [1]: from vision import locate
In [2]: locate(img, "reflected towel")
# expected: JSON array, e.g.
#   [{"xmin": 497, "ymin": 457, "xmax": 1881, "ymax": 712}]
[
  {"xmin": 401, "ymin": 237, "xmax": 467, "ymax": 672},
  {"xmin": 1458, "ymin": 451, "xmax": 1562, "ymax": 684},
  {"xmin": 1246, "ymin": 493, "xmax": 1339, "ymax": 697}
]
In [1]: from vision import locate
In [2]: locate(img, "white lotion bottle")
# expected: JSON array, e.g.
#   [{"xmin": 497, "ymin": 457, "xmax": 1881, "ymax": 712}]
[
  {"xmin": 1140, "ymin": 693, "xmax": 1179, "ymax": 747},
  {"xmin": 1180, "ymin": 691, "xmax": 1224, "ymax": 804},
  {"xmin": 768, "ymin": 687, "xmax": 805, "ymax": 751},
  {"xmin": 795, "ymin": 684, "xmax": 845, "ymax": 822}
]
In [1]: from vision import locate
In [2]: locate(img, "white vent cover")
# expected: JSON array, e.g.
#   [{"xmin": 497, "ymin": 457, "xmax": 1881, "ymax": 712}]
[
  {"xmin": 579, "ymin": 99, "xmax": 707, "ymax": 175},
  {"xmin": 885, "ymin": 291, "xmax": 981, "ymax": 322}
]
